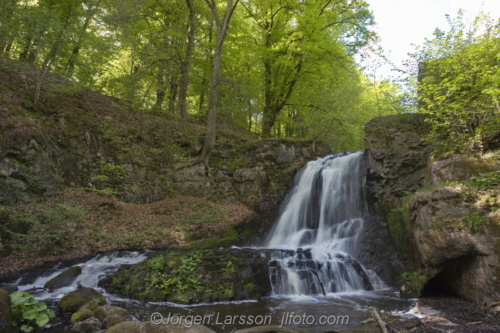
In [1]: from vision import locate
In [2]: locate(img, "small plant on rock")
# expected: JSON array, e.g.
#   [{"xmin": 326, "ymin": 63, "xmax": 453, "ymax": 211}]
[
  {"xmin": 401, "ymin": 269, "xmax": 427, "ymax": 296},
  {"xmin": 462, "ymin": 212, "xmax": 485, "ymax": 233},
  {"xmin": 10, "ymin": 291, "xmax": 55, "ymax": 332}
]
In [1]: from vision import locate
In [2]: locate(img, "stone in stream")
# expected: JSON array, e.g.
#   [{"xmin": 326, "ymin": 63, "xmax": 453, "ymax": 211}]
[
  {"xmin": 72, "ymin": 317, "xmax": 103, "ymax": 333},
  {"xmin": 58, "ymin": 287, "xmax": 106, "ymax": 313},
  {"xmin": 44, "ymin": 266, "xmax": 82, "ymax": 289}
]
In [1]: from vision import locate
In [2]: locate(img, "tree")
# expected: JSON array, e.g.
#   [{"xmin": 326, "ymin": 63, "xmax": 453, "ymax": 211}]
[
  {"xmin": 241, "ymin": 0, "xmax": 373, "ymax": 137},
  {"xmin": 193, "ymin": 0, "xmax": 240, "ymax": 167},
  {"xmin": 415, "ymin": 11, "xmax": 500, "ymax": 153}
]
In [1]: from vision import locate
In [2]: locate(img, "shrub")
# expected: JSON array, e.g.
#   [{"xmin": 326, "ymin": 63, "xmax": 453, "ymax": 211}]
[{"xmin": 401, "ymin": 269, "xmax": 427, "ymax": 296}]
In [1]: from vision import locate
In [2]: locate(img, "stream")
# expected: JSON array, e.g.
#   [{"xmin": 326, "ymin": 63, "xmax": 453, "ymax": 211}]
[{"xmin": 1, "ymin": 153, "xmax": 417, "ymax": 332}]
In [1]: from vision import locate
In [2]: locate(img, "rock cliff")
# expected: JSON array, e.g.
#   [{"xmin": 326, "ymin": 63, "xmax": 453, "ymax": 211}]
[{"xmin": 364, "ymin": 113, "xmax": 500, "ymax": 304}]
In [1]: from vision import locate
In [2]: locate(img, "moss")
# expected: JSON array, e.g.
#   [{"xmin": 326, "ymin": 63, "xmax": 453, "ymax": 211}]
[
  {"xmin": 386, "ymin": 192, "xmax": 415, "ymax": 258},
  {"xmin": 94, "ymin": 305, "xmax": 129, "ymax": 321},
  {"xmin": 104, "ymin": 313, "xmax": 128, "ymax": 328},
  {"xmin": 70, "ymin": 308, "xmax": 94, "ymax": 324},
  {"xmin": 57, "ymin": 288, "xmax": 106, "ymax": 313}
]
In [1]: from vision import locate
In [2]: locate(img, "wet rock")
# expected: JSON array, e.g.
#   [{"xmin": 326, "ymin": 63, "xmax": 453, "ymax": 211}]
[
  {"xmin": 44, "ymin": 266, "xmax": 82, "ymax": 289},
  {"xmin": 71, "ymin": 300, "xmax": 101, "ymax": 324},
  {"xmin": 58, "ymin": 288, "xmax": 106, "ymax": 313},
  {"xmin": 94, "ymin": 305, "xmax": 131, "ymax": 328},
  {"xmin": 72, "ymin": 317, "xmax": 102, "ymax": 333},
  {"xmin": 94, "ymin": 305, "xmax": 130, "ymax": 321},
  {"xmin": 0, "ymin": 288, "xmax": 13, "ymax": 333},
  {"xmin": 105, "ymin": 321, "xmax": 217, "ymax": 333},
  {"xmin": 104, "ymin": 313, "xmax": 129, "ymax": 328}
]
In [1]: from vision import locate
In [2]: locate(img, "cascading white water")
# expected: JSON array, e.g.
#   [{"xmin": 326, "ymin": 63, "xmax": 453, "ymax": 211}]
[
  {"xmin": 266, "ymin": 152, "xmax": 383, "ymax": 295},
  {"xmin": 11, "ymin": 251, "xmax": 148, "ymax": 301}
]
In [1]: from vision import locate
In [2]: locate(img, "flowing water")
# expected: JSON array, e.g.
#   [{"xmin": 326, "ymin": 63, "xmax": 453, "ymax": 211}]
[
  {"xmin": 2, "ymin": 153, "xmax": 416, "ymax": 332},
  {"xmin": 266, "ymin": 152, "xmax": 384, "ymax": 296}
]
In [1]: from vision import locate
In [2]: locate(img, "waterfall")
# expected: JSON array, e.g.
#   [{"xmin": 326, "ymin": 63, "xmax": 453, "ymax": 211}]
[{"xmin": 266, "ymin": 152, "xmax": 382, "ymax": 295}]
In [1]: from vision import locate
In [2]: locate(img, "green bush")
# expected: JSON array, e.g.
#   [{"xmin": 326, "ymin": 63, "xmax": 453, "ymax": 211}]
[
  {"xmin": 401, "ymin": 269, "xmax": 427, "ymax": 296},
  {"xmin": 468, "ymin": 171, "xmax": 500, "ymax": 189},
  {"xmin": 10, "ymin": 291, "xmax": 55, "ymax": 332}
]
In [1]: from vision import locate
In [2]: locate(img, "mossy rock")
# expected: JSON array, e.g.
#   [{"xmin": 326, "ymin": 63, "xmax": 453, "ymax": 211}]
[
  {"xmin": 104, "ymin": 313, "xmax": 129, "ymax": 328},
  {"xmin": 99, "ymin": 249, "xmax": 271, "ymax": 304},
  {"xmin": 94, "ymin": 305, "xmax": 130, "ymax": 321},
  {"xmin": 44, "ymin": 266, "xmax": 82, "ymax": 289},
  {"xmin": 71, "ymin": 308, "xmax": 95, "ymax": 324},
  {"xmin": 58, "ymin": 288, "xmax": 106, "ymax": 313},
  {"xmin": 71, "ymin": 300, "xmax": 102, "ymax": 323}
]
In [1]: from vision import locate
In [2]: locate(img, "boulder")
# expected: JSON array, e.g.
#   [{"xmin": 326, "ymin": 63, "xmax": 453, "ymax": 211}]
[
  {"xmin": 103, "ymin": 313, "xmax": 129, "ymax": 328},
  {"xmin": 0, "ymin": 288, "xmax": 13, "ymax": 333},
  {"xmin": 94, "ymin": 305, "xmax": 130, "ymax": 321},
  {"xmin": 72, "ymin": 317, "xmax": 103, "ymax": 333},
  {"xmin": 44, "ymin": 266, "xmax": 82, "ymax": 289},
  {"xmin": 408, "ymin": 186, "xmax": 500, "ymax": 303},
  {"xmin": 58, "ymin": 288, "xmax": 106, "ymax": 313},
  {"xmin": 93, "ymin": 305, "xmax": 131, "ymax": 328}
]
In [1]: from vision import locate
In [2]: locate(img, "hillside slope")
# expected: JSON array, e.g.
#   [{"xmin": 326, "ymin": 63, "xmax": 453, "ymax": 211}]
[{"xmin": 0, "ymin": 58, "xmax": 327, "ymax": 279}]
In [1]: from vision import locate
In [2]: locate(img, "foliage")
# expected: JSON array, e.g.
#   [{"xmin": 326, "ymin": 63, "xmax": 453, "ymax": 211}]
[
  {"xmin": 146, "ymin": 252, "xmax": 206, "ymax": 295},
  {"xmin": 10, "ymin": 291, "xmax": 55, "ymax": 332},
  {"xmin": 220, "ymin": 260, "xmax": 235, "ymax": 276},
  {"xmin": 401, "ymin": 269, "xmax": 427, "ymax": 296},
  {"xmin": 462, "ymin": 212, "xmax": 485, "ymax": 233},
  {"xmin": 1, "ymin": 203, "xmax": 86, "ymax": 256},
  {"xmin": 414, "ymin": 11, "xmax": 500, "ymax": 153},
  {"xmin": 0, "ymin": 0, "xmax": 394, "ymax": 152},
  {"xmin": 468, "ymin": 171, "xmax": 500, "ymax": 189}
]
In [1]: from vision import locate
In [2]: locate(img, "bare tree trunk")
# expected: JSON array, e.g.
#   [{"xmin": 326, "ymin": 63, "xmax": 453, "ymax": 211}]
[
  {"xmin": 168, "ymin": 73, "xmax": 178, "ymax": 113},
  {"xmin": 198, "ymin": 20, "xmax": 214, "ymax": 115},
  {"xmin": 193, "ymin": 0, "xmax": 239, "ymax": 168},
  {"xmin": 178, "ymin": 0, "xmax": 196, "ymax": 118},
  {"xmin": 66, "ymin": 3, "xmax": 96, "ymax": 76}
]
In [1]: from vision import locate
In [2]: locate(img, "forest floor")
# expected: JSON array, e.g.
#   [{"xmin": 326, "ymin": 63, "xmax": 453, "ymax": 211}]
[{"xmin": 0, "ymin": 188, "xmax": 257, "ymax": 281}]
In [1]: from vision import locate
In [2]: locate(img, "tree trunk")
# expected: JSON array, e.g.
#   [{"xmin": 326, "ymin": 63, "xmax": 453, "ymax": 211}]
[
  {"xmin": 66, "ymin": 5, "xmax": 94, "ymax": 76},
  {"xmin": 168, "ymin": 73, "xmax": 178, "ymax": 113},
  {"xmin": 198, "ymin": 20, "xmax": 214, "ymax": 115},
  {"xmin": 194, "ymin": 0, "xmax": 239, "ymax": 168},
  {"xmin": 178, "ymin": 0, "xmax": 196, "ymax": 118}
]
